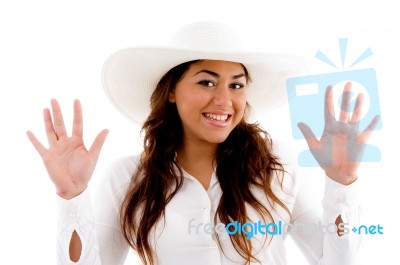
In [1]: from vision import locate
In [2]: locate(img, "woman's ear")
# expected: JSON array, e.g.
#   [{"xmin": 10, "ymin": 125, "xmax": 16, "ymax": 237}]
[{"xmin": 168, "ymin": 91, "xmax": 176, "ymax": 103}]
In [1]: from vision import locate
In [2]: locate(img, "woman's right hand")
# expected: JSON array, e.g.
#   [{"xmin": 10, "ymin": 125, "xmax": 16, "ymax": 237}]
[{"xmin": 27, "ymin": 99, "xmax": 109, "ymax": 200}]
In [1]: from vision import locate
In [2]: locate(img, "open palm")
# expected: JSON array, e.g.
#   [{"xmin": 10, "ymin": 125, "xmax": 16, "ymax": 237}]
[
  {"xmin": 27, "ymin": 99, "xmax": 108, "ymax": 199},
  {"xmin": 298, "ymin": 82, "xmax": 380, "ymax": 185}
]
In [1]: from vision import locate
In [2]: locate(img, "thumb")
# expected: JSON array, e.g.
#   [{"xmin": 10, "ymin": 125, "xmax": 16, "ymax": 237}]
[
  {"xmin": 89, "ymin": 129, "xmax": 109, "ymax": 160},
  {"xmin": 297, "ymin": 122, "xmax": 320, "ymax": 149}
]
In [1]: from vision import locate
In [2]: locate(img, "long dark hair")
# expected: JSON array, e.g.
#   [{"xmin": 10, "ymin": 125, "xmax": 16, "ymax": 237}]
[{"xmin": 120, "ymin": 60, "xmax": 290, "ymax": 264}]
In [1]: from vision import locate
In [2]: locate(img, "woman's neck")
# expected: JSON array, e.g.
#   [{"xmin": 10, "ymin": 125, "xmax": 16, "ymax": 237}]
[
  {"xmin": 177, "ymin": 140, "xmax": 217, "ymax": 163},
  {"xmin": 176, "ymin": 140, "xmax": 217, "ymax": 190}
]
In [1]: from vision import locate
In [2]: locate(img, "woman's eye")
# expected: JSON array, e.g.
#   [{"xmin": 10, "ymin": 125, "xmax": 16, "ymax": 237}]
[
  {"xmin": 198, "ymin": 80, "xmax": 215, "ymax": 87},
  {"xmin": 230, "ymin": 83, "xmax": 244, "ymax": 89}
]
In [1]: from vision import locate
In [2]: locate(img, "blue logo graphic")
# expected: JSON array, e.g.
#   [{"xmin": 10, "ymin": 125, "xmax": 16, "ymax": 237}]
[{"xmin": 286, "ymin": 38, "xmax": 382, "ymax": 167}]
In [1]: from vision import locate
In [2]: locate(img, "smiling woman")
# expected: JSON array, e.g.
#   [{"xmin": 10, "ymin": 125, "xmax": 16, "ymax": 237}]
[
  {"xmin": 26, "ymin": 21, "xmax": 376, "ymax": 265},
  {"xmin": 169, "ymin": 60, "xmax": 248, "ymax": 145}
]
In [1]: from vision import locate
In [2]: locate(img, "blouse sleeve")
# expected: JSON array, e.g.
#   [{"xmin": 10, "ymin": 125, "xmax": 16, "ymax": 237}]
[
  {"xmin": 57, "ymin": 189, "xmax": 102, "ymax": 265},
  {"xmin": 289, "ymin": 173, "xmax": 362, "ymax": 265},
  {"xmin": 56, "ymin": 156, "xmax": 137, "ymax": 265}
]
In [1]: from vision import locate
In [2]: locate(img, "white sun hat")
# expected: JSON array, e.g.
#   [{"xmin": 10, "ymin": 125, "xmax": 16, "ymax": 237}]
[{"xmin": 101, "ymin": 21, "xmax": 310, "ymax": 124}]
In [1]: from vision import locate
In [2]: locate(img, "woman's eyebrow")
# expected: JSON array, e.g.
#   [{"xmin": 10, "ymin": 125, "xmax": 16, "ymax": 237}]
[
  {"xmin": 232, "ymin": 73, "xmax": 246, "ymax": 79},
  {"xmin": 194, "ymin": 70, "xmax": 246, "ymax": 79},
  {"xmin": 194, "ymin": 70, "xmax": 219, "ymax": 78}
]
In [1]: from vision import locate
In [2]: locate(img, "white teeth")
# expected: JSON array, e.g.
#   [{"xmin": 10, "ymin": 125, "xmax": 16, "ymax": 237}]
[{"xmin": 204, "ymin": 113, "xmax": 229, "ymax": 121}]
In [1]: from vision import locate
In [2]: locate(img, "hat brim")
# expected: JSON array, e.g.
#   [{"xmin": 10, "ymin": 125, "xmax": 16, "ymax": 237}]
[{"xmin": 102, "ymin": 46, "xmax": 311, "ymax": 124}]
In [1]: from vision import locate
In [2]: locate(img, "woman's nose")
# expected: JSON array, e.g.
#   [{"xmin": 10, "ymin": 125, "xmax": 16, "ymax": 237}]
[{"xmin": 213, "ymin": 85, "xmax": 231, "ymax": 107}]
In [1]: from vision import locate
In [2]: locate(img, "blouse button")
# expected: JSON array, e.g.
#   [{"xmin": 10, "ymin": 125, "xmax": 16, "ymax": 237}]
[
  {"xmin": 204, "ymin": 202, "xmax": 211, "ymax": 208},
  {"xmin": 336, "ymin": 196, "xmax": 345, "ymax": 203},
  {"xmin": 68, "ymin": 213, "xmax": 77, "ymax": 218}
]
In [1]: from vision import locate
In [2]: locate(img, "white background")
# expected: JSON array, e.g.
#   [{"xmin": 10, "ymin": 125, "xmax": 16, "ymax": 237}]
[{"xmin": 1, "ymin": 0, "xmax": 399, "ymax": 264}]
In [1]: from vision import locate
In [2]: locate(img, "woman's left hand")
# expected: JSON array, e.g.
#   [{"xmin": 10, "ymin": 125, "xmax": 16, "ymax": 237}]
[{"xmin": 297, "ymin": 82, "xmax": 380, "ymax": 185}]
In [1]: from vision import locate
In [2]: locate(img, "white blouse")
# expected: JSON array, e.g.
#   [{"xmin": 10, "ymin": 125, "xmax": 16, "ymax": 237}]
[{"xmin": 56, "ymin": 142, "xmax": 361, "ymax": 265}]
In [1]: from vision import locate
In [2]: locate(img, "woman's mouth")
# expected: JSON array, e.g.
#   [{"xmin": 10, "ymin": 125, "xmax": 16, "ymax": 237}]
[{"xmin": 202, "ymin": 113, "xmax": 231, "ymax": 122}]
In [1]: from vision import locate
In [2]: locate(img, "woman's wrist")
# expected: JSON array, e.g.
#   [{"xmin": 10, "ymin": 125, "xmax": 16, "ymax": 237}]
[{"xmin": 325, "ymin": 171, "xmax": 358, "ymax": 185}]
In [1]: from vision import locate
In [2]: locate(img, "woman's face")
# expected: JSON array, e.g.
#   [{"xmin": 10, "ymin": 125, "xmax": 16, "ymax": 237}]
[{"xmin": 169, "ymin": 60, "xmax": 248, "ymax": 145}]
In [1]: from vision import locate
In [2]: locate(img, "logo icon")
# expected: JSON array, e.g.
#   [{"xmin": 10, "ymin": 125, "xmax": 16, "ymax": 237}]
[{"xmin": 286, "ymin": 38, "xmax": 382, "ymax": 166}]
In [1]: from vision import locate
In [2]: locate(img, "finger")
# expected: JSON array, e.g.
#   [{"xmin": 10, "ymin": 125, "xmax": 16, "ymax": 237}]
[
  {"xmin": 50, "ymin": 99, "xmax": 68, "ymax": 139},
  {"xmin": 43, "ymin": 108, "xmax": 58, "ymax": 145},
  {"xmin": 361, "ymin": 115, "xmax": 381, "ymax": 140},
  {"xmin": 72, "ymin": 100, "xmax": 83, "ymax": 137},
  {"xmin": 349, "ymin": 93, "xmax": 364, "ymax": 124},
  {"xmin": 324, "ymin": 86, "xmax": 335, "ymax": 124},
  {"xmin": 88, "ymin": 129, "xmax": 109, "ymax": 161},
  {"xmin": 339, "ymin": 82, "xmax": 352, "ymax": 123},
  {"xmin": 26, "ymin": 131, "xmax": 47, "ymax": 156},
  {"xmin": 298, "ymin": 122, "xmax": 320, "ymax": 149}
]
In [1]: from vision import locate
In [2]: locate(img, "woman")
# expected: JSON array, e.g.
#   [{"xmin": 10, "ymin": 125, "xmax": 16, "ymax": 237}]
[{"xmin": 27, "ymin": 21, "xmax": 379, "ymax": 265}]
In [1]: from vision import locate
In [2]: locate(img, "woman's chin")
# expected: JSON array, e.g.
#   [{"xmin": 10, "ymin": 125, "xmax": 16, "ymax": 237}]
[{"xmin": 202, "ymin": 134, "xmax": 230, "ymax": 144}]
